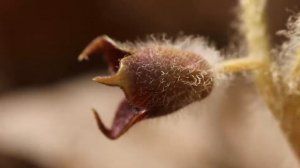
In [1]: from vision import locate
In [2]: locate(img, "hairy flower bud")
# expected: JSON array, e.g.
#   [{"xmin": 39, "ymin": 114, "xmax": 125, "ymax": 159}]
[{"xmin": 79, "ymin": 35, "xmax": 214, "ymax": 139}]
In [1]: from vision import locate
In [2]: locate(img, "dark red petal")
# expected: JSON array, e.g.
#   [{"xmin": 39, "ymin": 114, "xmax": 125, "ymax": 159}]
[
  {"xmin": 78, "ymin": 35, "xmax": 131, "ymax": 72},
  {"xmin": 92, "ymin": 99, "xmax": 147, "ymax": 140}
]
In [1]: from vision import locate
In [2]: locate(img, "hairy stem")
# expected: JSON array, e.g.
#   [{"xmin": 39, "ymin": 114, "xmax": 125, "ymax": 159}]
[
  {"xmin": 239, "ymin": 0, "xmax": 282, "ymax": 118},
  {"xmin": 216, "ymin": 57, "xmax": 264, "ymax": 73},
  {"xmin": 240, "ymin": 0, "xmax": 300, "ymax": 159}
]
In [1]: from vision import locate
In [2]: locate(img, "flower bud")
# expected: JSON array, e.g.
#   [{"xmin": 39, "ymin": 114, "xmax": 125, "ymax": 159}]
[{"xmin": 79, "ymin": 35, "xmax": 214, "ymax": 139}]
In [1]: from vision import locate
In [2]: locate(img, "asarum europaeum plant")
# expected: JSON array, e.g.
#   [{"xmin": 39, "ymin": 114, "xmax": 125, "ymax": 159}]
[{"xmin": 80, "ymin": 0, "xmax": 300, "ymax": 161}]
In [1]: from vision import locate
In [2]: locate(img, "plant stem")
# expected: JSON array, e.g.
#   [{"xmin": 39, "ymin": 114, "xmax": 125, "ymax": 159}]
[
  {"xmin": 216, "ymin": 57, "xmax": 264, "ymax": 73},
  {"xmin": 282, "ymin": 95, "xmax": 300, "ymax": 158},
  {"xmin": 240, "ymin": 0, "xmax": 300, "ymax": 159},
  {"xmin": 239, "ymin": 0, "xmax": 283, "ymax": 118},
  {"xmin": 290, "ymin": 49, "xmax": 300, "ymax": 78},
  {"xmin": 282, "ymin": 48, "xmax": 300, "ymax": 157}
]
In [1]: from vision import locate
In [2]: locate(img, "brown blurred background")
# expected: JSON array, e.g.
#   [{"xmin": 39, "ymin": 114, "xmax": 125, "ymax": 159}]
[
  {"xmin": 0, "ymin": 0, "xmax": 300, "ymax": 168},
  {"xmin": 0, "ymin": 0, "xmax": 298, "ymax": 93}
]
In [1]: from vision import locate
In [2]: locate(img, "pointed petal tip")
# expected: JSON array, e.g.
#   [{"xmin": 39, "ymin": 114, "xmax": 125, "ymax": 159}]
[
  {"xmin": 78, "ymin": 54, "xmax": 89, "ymax": 62},
  {"xmin": 93, "ymin": 75, "xmax": 120, "ymax": 86},
  {"xmin": 78, "ymin": 35, "xmax": 132, "ymax": 72},
  {"xmin": 92, "ymin": 108, "xmax": 119, "ymax": 140}
]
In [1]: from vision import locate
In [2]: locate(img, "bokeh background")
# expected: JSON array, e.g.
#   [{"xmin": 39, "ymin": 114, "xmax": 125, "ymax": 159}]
[{"xmin": 0, "ymin": 0, "xmax": 299, "ymax": 168}]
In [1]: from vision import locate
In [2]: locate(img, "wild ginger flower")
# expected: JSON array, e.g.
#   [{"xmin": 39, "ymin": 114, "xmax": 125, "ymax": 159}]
[{"xmin": 79, "ymin": 35, "xmax": 221, "ymax": 139}]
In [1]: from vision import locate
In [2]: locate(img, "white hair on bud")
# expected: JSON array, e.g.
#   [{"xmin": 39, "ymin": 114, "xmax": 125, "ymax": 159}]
[
  {"xmin": 124, "ymin": 35, "xmax": 225, "ymax": 73},
  {"xmin": 126, "ymin": 35, "xmax": 223, "ymax": 65},
  {"xmin": 171, "ymin": 36, "xmax": 223, "ymax": 66}
]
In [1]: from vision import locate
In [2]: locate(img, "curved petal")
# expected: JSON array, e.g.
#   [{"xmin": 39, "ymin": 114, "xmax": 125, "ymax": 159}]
[
  {"xmin": 92, "ymin": 99, "xmax": 147, "ymax": 139},
  {"xmin": 78, "ymin": 35, "xmax": 131, "ymax": 72}
]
